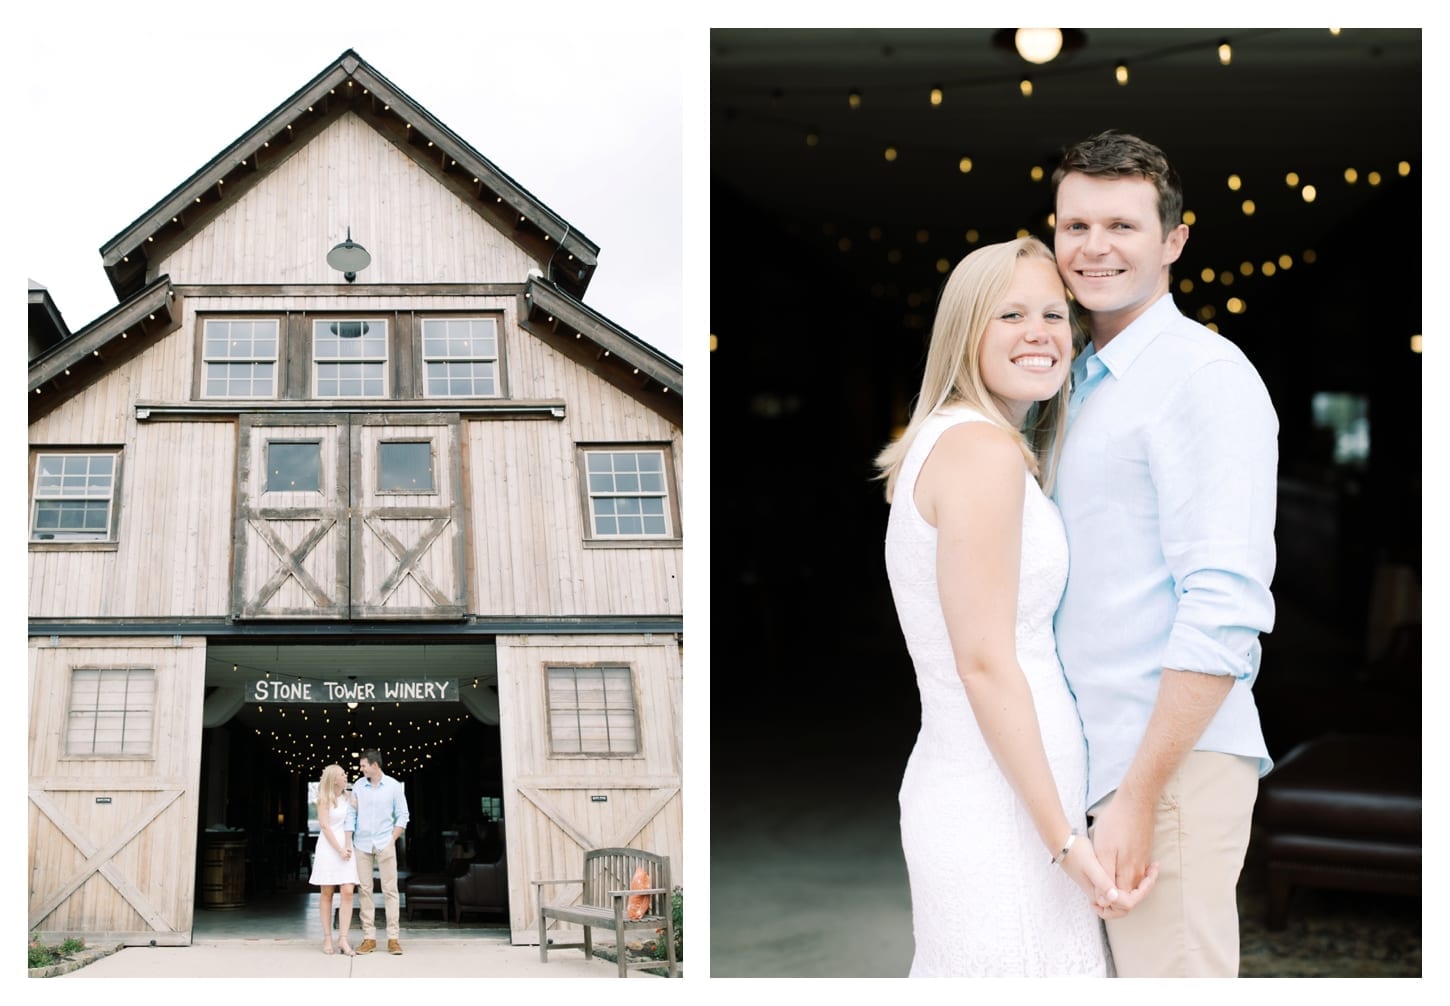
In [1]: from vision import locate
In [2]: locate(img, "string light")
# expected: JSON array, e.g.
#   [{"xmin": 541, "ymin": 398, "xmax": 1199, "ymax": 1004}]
[{"xmin": 725, "ymin": 34, "xmax": 1409, "ymax": 337}]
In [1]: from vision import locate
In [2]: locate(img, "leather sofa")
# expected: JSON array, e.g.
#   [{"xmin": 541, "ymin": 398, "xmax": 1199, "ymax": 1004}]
[
  {"xmin": 452, "ymin": 851, "xmax": 508, "ymax": 922},
  {"xmin": 1256, "ymin": 732, "xmax": 1421, "ymax": 929}
]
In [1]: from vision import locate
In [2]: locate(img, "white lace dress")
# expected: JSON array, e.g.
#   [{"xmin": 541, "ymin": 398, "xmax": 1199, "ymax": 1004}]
[
  {"xmin": 885, "ymin": 406, "xmax": 1109, "ymax": 977},
  {"xmin": 309, "ymin": 796, "xmax": 359, "ymax": 887}
]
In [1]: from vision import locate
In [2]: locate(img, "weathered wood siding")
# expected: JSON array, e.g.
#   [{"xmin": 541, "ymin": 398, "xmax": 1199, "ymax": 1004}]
[
  {"xmin": 31, "ymin": 290, "xmax": 680, "ymax": 621},
  {"xmin": 28, "ymin": 636, "xmax": 206, "ymax": 944},
  {"xmin": 495, "ymin": 634, "xmax": 682, "ymax": 943},
  {"xmin": 27, "ymin": 419, "xmax": 236, "ymax": 619},
  {"xmin": 151, "ymin": 112, "xmax": 541, "ymax": 287},
  {"xmin": 466, "ymin": 331, "xmax": 683, "ymax": 616}
]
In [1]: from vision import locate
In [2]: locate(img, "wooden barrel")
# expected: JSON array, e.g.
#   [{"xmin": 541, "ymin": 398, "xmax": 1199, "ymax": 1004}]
[{"xmin": 201, "ymin": 835, "xmax": 247, "ymax": 909}]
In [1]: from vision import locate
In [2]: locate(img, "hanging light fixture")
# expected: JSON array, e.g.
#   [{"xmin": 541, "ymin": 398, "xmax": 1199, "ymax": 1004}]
[{"xmin": 326, "ymin": 227, "xmax": 371, "ymax": 283}]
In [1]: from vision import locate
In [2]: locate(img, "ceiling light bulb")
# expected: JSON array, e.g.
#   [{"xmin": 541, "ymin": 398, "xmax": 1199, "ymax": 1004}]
[{"xmin": 1015, "ymin": 29, "xmax": 1063, "ymax": 64}]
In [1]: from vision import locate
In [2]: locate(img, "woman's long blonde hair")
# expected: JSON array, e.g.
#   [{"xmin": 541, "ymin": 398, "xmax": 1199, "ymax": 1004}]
[
  {"xmin": 874, "ymin": 236, "xmax": 1073, "ymax": 501},
  {"xmin": 319, "ymin": 764, "xmax": 347, "ymax": 806}
]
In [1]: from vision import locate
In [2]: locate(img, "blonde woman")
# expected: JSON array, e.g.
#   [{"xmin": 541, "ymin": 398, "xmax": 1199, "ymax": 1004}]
[
  {"xmin": 877, "ymin": 237, "xmax": 1156, "ymax": 976},
  {"xmin": 309, "ymin": 764, "xmax": 358, "ymax": 955}
]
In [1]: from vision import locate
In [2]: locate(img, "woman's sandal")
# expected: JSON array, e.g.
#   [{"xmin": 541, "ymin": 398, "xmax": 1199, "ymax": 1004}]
[
  {"xmin": 323, "ymin": 943, "xmax": 336, "ymax": 955},
  {"xmin": 338, "ymin": 937, "xmax": 355, "ymax": 957}
]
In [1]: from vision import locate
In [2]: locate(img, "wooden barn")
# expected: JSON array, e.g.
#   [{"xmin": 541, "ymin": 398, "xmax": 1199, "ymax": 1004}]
[{"xmin": 27, "ymin": 49, "xmax": 682, "ymax": 948}]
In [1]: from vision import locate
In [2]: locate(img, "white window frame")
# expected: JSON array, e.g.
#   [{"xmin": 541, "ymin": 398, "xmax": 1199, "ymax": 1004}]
[
  {"xmin": 312, "ymin": 318, "xmax": 389, "ymax": 399},
  {"xmin": 546, "ymin": 665, "xmax": 640, "ymax": 756},
  {"xmin": 65, "ymin": 667, "xmax": 156, "ymax": 757},
  {"xmin": 30, "ymin": 450, "xmax": 121, "ymax": 542},
  {"xmin": 581, "ymin": 447, "xmax": 674, "ymax": 539},
  {"xmin": 421, "ymin": 317, "xmax": 501, "ymax": 398},
  {"xmin": 201, "ymin": 318, "xmax": 280, "ymax": 398}
]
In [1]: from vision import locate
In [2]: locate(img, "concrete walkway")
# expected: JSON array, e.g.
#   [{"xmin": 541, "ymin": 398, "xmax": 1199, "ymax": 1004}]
[{"xmin": 59, "ymin": 936, "xmax": 670, "ymax": 979}]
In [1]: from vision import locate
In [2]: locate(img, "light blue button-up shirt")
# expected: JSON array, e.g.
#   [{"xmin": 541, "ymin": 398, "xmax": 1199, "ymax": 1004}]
[
  {"xmin": 350, "ymin": 773, "xmax": 410, "ymax": 854},
  {"xmin": 1053, "ymin": 294, "xmax": 1277, "ymax": 809}
]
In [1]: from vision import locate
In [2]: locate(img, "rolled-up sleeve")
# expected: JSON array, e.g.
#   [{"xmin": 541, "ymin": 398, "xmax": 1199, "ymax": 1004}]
[
  {"xmin": 1149, "ymin": 358, "xmax": 1278, "ymax": 680},
  {"xmin": 393, "ymin": 783, "xmax": 410, "ymax": 830}
]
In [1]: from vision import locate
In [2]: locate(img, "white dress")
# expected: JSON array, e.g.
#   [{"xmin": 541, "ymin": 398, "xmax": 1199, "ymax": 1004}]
[
  {"xmin": 885, "ymin": 406, "xmax": 1109, "ymax": 977},
  {"xmin": 309, "ymin": 796, "xmax": 359, "ymax": 887}
]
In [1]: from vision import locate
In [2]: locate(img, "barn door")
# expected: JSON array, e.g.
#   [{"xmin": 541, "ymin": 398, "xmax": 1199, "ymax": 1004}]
[
  {"xmin": 349, "ymin": 415, "xmax": 466, "ymax": 619},
  {"xmin": 28, "ymin": 638, "xmax": 206, "ymax": 946},
  {"xmin": 232, "ymin": 413, "xmax": 465, "ymax": 620},
  {"xmin": 232, "ymin": 414, "xmax": 350, "ymax": 619}
]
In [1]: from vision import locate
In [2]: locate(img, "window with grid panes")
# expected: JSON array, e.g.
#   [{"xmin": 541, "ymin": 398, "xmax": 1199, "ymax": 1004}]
[
  {"xmin": 313, "ymin": 319, "xmax": 388, "ymax": 398},
  {"xmin": 583, "ymin": 449, "xmax": 671, "ymax": 537},
  {"xmin": 202, "ymin": 318, "xmax": 279, "ymax": 397},
  {"xmin": 546, "ymin": 665, "xmax": 639, "ymax": 755},
  {"xmin": 31, "ymin": 451, "xmax": 120, "ymax": 541},
  {"xmin": 422, "ymin": 317, "xmax": 499, "ymax": 397},
  {"xmin": 66, "ymin": 668, "xmax": 155, "ymax": 756}
]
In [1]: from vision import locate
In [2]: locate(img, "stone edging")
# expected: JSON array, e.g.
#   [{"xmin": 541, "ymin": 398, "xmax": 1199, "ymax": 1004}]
[{"xmin": 27, "ymin": 943, "xmax": 124, "ymax": 979}]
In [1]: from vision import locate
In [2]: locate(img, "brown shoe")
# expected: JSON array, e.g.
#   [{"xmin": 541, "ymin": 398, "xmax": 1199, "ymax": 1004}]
[
  {"xmin": 388, "ymin": 939, "xmax": 403, "ymax": 955},
  {"xmin": 356, "ymin": 939, "xmax": 377, "ymax": 954}
]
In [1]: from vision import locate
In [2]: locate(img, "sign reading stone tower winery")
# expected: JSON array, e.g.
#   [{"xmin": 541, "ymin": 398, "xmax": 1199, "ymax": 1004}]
[{"xmin": 248, "ymin": 679, "xmax": 458, "ymax": 703}]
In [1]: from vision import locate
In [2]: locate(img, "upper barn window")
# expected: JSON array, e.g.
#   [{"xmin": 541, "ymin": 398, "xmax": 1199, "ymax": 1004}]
[
  {"xmin": 580, "ymin": 447, "xmax": 677, "ymax": 540},
  {"xmin": 30, "ymin": 451, "xmax": 121, "ymax": 542},
  {"xmin": 313, "ymin": 319, "xmax": 388, "ymax": 398},
  {"xmin": 202, "ymin": 318, "xmax": 280, "ymax": 398},
  {"xmin": 422, "ymin": 317, "xmax": 501, "ymax": 397}
]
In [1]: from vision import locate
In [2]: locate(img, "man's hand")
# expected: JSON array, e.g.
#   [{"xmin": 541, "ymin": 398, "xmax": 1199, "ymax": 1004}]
[{"xmin": 1091, "ymin": 789, "xmax": 1157, "ymax": 893}]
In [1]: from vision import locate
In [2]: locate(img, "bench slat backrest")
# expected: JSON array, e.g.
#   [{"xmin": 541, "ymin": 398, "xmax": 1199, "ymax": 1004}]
[{"xmin": 582, "ymin": 847, "xmax": 671, "ymax": 917}]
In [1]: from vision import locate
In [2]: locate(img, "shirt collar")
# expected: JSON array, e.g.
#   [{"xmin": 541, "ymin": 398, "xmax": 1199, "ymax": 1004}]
[{"xmin": 1087, "ymin": 293, "xmax": 1179, "ymax": 378}]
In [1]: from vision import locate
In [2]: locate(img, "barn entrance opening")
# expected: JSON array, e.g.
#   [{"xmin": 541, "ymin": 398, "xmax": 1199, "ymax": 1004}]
[{"xmin": 192, "ymin": 640, "xmax": 506, "ymax": 937}]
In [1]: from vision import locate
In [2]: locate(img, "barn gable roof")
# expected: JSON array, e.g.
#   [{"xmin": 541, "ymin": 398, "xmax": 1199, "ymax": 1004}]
[
  {"xmin": 31, "ymin": 49, "xmax": 680, "ymax": 421},
  {"xmin": 98, "ymin": 49, "xmax": 601, "ymax": 304}
]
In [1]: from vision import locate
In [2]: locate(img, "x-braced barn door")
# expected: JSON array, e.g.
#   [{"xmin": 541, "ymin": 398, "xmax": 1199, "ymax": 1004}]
[{"xmin": 232, "ymin": 413, "xmax": 466, "ymax": 620}]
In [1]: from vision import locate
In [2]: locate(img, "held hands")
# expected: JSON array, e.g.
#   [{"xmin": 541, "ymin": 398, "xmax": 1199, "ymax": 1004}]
[
  {"xmin": 1087, "ymin": 795, "xmax": 1156, "ymax": 896},
  {"xmin": 1059, "ymin": 833, "xmax": 1159, "ymax": 921}
]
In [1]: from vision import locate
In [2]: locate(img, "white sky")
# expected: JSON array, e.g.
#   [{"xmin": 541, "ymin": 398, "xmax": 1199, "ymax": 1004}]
[{"xmin": 19, "ymin": 16, "xmax": 684, "ymax": 362}]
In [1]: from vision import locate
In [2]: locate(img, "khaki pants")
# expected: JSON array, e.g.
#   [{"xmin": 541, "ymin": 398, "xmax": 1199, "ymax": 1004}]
[
  {"xmin": 1088, "ymin": 751, "xmax": 1259, "ymax": 977},
  {"xmin": 354, "ymin": 841, "xmax": 400, "ymax": 941}
]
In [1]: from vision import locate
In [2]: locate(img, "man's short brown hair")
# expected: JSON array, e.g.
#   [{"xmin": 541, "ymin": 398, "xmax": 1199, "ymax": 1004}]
[{"xmin": 1052, "ymin": 130, "xmax": 1184, "ymax": 237}]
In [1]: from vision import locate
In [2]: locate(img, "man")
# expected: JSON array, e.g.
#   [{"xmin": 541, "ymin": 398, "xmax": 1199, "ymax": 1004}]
[
  {"xmin": 351, "ymin": 749, "xmax": 410, "ymax": 955},
  {"xmin": 1050, "ymin": 130, "xmax": 1277, "ymax": 977}
]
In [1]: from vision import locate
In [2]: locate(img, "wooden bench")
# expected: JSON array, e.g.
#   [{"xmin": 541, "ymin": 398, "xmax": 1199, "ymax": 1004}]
[{"xmin": 534, "ymin": 847, "xmax": 677, "ymax": 977}]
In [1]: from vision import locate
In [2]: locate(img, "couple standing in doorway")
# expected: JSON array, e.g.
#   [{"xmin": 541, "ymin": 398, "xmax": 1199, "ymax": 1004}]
[{"xmin": 310, "ymin": 749, "xmax": 411, "ymax": 956}]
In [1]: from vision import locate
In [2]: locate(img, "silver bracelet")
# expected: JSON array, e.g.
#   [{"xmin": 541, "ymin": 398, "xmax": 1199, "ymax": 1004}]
[{"xmin": 1052, "ymin": 827, "xmax": 1079, "ymax": 866}]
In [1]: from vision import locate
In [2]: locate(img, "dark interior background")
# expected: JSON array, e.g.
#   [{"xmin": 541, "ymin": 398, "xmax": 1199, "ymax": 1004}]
[{"xmin": 709, "ymin": 27, "xmax": 1421, "ymax": 893}]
